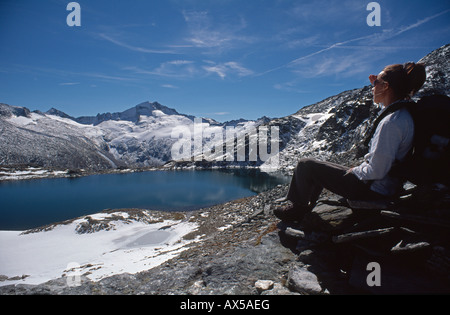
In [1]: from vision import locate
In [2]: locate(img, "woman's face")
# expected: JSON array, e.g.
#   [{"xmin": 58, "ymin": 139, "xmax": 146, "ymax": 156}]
[{"xmin": 370, "ymin": 71, "xmax": 388, "ymax": 105}]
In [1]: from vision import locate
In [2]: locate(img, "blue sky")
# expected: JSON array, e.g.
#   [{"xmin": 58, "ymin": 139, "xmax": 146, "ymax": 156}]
[{"xmin": 1, "ymin": 0, "xmax": 449, "ymax": 121}]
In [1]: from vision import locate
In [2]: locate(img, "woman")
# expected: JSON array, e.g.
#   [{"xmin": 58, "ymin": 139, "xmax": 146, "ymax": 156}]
[{"xmin": 274, "ymin": 62, "xmax": 427, "ymax": 222}]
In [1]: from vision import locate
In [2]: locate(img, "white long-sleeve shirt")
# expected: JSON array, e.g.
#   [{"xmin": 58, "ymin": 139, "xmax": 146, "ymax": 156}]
[{"xmin": 352, "ymin": 107, "xmax": 415, "ymax": 196}]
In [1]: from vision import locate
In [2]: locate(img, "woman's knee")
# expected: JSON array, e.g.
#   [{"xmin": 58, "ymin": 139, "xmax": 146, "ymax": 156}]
[
  {"xmin": 295, "ymin": 158, "xmax": 318, "ymax": 176},
  {"xmin": 296, "ymin": 158, "xmax": 317, "ymax": 169}
]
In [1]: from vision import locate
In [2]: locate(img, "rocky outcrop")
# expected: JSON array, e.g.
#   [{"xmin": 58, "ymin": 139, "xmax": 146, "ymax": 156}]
[{"xmin": 278, "ymin": 185, "xmax": 450, "ymax": 294}]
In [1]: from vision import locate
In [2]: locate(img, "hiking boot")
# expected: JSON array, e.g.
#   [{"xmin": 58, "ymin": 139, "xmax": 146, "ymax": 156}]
[{"xmin": 273, "ymin": 204, "xmax": 308, "ymax": 223}]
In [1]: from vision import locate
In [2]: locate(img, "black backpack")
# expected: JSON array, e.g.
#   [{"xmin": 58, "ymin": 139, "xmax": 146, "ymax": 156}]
[{"xmin": 389, "ymin": 94, "xmax": 450, "ymax": 186}]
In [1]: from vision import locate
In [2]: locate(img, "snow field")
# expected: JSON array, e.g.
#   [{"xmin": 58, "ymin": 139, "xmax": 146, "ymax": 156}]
[{"xmin": 0, "ymin": 212, "xmax": 199, "ymax": 287}]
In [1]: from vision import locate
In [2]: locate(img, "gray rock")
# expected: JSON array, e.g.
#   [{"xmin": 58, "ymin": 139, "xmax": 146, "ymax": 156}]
[
  {"xmin": 284, "ymin": 227, "xmax": 305, "ymax": 239},
  {"xmin": 287, "ymin": 264, "xmax": 323, "ymax": 295},
  {"xmin": 255, "ymin": 280, "xmax": 274, "ymax": 293},
  {"xmin": 303, "ymin": 202, "xmax": 354, "ymax": 232},
  {"xmin": 261, "ymin": 283, "xmax": 298, "ymax": 295}
]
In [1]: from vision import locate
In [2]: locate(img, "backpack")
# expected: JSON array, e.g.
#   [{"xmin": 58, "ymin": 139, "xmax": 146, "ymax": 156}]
[{"xmin": 389, "ymin": 94, "xmax": 450, "ymax": 186}]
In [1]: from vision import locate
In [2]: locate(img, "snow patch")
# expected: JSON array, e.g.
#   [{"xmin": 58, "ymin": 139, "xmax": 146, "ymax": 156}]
[
  {"xmin": 0, "ymin": 167, "xmax": 67, "ymax": 181},
  {"xmin": 294, "ymin": 113, "xmax": 333, "ymax": 127},
  {"xmin": 0, "ymin": 212, "xmax": 198, "ymax": 286}
]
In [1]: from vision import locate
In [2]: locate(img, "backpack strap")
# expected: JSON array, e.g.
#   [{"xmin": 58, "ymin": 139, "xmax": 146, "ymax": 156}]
[{"xmin": 362, "ymin": 100, "xmax": 415, "ymax": 149}]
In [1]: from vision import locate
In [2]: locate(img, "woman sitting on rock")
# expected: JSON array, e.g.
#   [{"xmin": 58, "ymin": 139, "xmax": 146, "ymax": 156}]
[{"xmin": 274, "ymin": 62, "xmax": 426, "ymax": 222}]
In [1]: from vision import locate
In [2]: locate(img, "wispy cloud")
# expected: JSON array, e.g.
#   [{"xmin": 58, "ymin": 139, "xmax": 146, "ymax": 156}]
[
  {"xmin": 211, "ymin": 112, "xmax": 230, "ymax": 116},
  {"xmin": 293, "ymin": 53, "xmax": 374, "ymax": 79},
  {"xmin": 125, "ymin": 60, "xmax": 197, "ymax": 78},
  {"xmin": 126, "ymin": 60, "xmax": 253, "ymax": 80},
  {"xmin": 274, "ymin": 82, "xmax": 310, "ymax": 94},
  {"xmin": 97, "ymin": 33, "xmax": 177, "ymax": 54},
  {"xmin": 59, "ymin": 82, "xmax": 80, "ymax": 86},
  {"xmin": 161, "ymin": 84, "xmax": 178, "ymax": 89},
  {"xmin": 13, "ymin": 64, "xmax": 136, "ymax": 83},
  {"xmin": 203, "ymin": 61, "xmax": 253, "ymax": 79},
  {"xmin": 82, "ymin": 72, "xmax": 135, "ymax": 82},
  {"xmin": 259, "ymin": 9, "xmax": 450, "ymax": 78},
  {"xmin": 182, "ymin": 10, "xmax": 255, "ymax": 52},
  {"xmin": 389, "ymin": 9, "xmax": 450, "ymax": 37},
  {"xmin": 289, "ymin": 0, "xmax": 365, "ymax": 24}
]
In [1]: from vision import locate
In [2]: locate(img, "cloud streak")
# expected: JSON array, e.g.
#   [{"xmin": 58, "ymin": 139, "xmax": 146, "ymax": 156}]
[
  {"xmin": 59, "ymin": 82, "xmax": 80, "ymax": 86},
  {"xmin": 97, "ymin": 33, "xmax": 177, "ymax": 54},
  {"xmin": 161, "ymin": 84, "xmax": 178, "ymax": 89},
  {"xmin": 126, "ymin": 60, "xmax": 253, "ymax": 80},
  {"xmin": 203, "ymin": 61, "xmax": 253, "ymax": 79},
  {"xmin": 14, "ymin": 64, "xmax": 137, "ymax": 83},
  {"xmin": 392, "ymin": 9, "xmax": 450, "ymax": 37},
  {"xmin": 181, "ymin": 10, "xmax": 255, "ymax": 53},
  {"xmin": 259, "ymin": 9, "xmax": 450, "ymax": 77},
  {"xmin": 125, "ymin": 60, "xmax": 197, "ymax": 78}
]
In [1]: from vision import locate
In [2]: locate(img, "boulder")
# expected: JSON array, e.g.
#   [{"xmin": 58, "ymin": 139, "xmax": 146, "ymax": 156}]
[
  {"xmin": 287, "ymin": 264, "xmax": 323, "ymax": 295},
  {"xmin": 254, "ymin": 280, "xmax": 274, "ymax": 293},
  {"xmin": 302, "ymin": 201, "xmax": 355, "ymax": 233}
]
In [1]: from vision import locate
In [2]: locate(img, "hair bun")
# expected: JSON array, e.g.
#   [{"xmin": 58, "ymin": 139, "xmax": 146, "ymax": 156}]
[
  {"xmin": 404, "ymin": 62, "xmax": 426, "ymax": 96},
  {"xmin": 381, "ymin": 62, "xmax": 427, "ymax": 98}
]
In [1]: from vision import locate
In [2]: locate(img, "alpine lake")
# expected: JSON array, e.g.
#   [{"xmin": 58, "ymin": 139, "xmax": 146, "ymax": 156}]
[{"xmin": 0, "ymin": 169, "xmax": 290, "ymax": 231}]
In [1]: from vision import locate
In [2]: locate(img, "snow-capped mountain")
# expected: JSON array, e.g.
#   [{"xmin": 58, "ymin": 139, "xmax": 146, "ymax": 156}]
[
  {"xmin": 74, "ymin": 102, "xmax": 194, "ymax": 126},
  {"xmin": 73, "ymin": 101, "xmax": 268, "ymax": 167},
  {"xmin": 0, "ymin": 44, "xmax": 448, "ymax": 174},
  {"xmin": 0, "ymin": 104, "xmax": 121, "ymax": 171},
  {"xmin": 0, "ymin": 101, "xmax": 266, "ymax": 170}
]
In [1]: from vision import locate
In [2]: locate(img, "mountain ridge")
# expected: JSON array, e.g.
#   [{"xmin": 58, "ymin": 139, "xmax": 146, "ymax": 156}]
[
  {"xmin": 74, "ymin": 101, "xmax": 193, "ymax": 125},
  {"xmin": 1, "ymin": 44, "xmax": 449, "ymax": 175}
]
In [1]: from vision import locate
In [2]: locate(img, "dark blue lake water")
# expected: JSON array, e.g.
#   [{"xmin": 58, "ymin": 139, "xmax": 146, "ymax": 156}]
[{"xmin": 0, "ymin": 169, "xmax": 290, "ymax": 231}]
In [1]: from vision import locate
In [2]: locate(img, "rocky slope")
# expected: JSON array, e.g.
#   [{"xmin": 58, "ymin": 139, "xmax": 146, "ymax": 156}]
[
  {"xmin": 2, "ymin": 183, "xmax": 448, "ymax": 295},
  {"xmin": 0, "ymin": 104, "xmax": 123, "ymax": 171}
]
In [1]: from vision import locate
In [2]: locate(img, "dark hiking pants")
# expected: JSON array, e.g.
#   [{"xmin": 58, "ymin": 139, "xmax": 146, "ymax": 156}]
[{"xmin": 286, "ymin": 158, "xmax": 385, "ymax": 207}]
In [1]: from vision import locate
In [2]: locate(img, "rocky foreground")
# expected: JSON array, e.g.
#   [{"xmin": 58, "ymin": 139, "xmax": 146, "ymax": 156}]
[{"xmin": 1, "ymin": 183, "xmax": 449, "ymax": 295}]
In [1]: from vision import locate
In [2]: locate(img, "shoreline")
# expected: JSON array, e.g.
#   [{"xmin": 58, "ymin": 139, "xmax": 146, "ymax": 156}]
[
  {"xmin": 0, "ymin": 165, "xmax": 161, "ymax": 182},
  {"xmin": 0, "ymin": 163, "xmax": 288, "ymax": 182}
]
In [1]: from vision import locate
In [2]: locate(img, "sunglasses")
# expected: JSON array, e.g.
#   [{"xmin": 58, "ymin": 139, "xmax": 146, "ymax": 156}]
[
  {"xmin": 369, "ymin": 75, "xmax": 386, "ymax": 87},
  {"xmin": 372, "ymin": 79, "xmax": 385, "ymax": 87}
]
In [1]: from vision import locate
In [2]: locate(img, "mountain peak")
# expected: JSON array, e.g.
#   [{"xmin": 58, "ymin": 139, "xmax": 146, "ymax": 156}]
[
  {"xmin": 46, "ymin": 108, "xmax": 74, "ymax": 120},
  {"xmin": 0, "ymin": 103, "xmax": 31, "ymax": 118},
  {"xmin": 133, "ymin": 101, "xmax": 181, "ymax": 117},
  {"xmin": 74, "ymin": 101, "xmax": 192, "ymax": 125}
]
